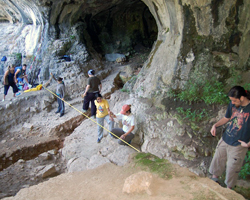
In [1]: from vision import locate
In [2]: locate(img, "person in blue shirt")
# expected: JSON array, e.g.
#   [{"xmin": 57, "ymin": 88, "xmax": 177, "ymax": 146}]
[{"xmin": 14, "ymin": 64, "xmax": 29, "ymax": 84}]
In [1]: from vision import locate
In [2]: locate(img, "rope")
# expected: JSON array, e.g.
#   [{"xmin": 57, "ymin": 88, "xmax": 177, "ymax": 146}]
[{"xmin": 43, "ymin": 86, "xmax": 141, "ymax": 153}]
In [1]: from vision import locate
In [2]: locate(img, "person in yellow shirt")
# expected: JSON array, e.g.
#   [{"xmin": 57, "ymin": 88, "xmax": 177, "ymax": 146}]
[{"xmin": 94, "ymin": 94, "xmax": 114, "ymax": 143}]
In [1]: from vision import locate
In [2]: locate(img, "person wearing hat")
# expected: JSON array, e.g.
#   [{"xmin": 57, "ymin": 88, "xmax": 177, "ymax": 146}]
[
  {"xmin": 110, "ymin": 104, "xmax": 135, "ymax": 145},
  {"xmin": 82, "ymin": 69, "xmax": 102, "ymax": 118}
]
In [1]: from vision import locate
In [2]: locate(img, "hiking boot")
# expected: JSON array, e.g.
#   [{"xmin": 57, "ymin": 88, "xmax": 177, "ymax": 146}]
[
  {"xmin": 82, "ymin": 109, "xmax": 87, "ymax": 113},
  {"xmin": 60, "ymin": 113, "xmax": 64, "ymax": 117},
  {"xmin": 97, "ymin": 138, "xmax": 101, "ymax": 143}
]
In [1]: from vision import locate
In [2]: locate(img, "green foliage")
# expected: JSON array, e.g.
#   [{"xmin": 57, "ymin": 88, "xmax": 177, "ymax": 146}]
[
  {"xmin": 70, "ymin": 35, "xmax": 76, "ymax": 40},
  {"xmin": 243, "ymin": 83, "xmax": 250, "ymax": 91},
  {"xmin": 134, "ymin": 153, "xmax": 174, "ymax": 179},
  {"xmin": 239, "ymin": 151, "xmax": 250, "ymax": 180},
  {"xmin": 170, "ymin": 78, "xmax": 229, "ymax": 105},
  {"xmin": 120, "ymin": 88, "xmax": 130, "ymax": 93},
  {"xmin": 11, "ymin": 53, "xmax": 22, "ymax": 60},
  {"xmin": 176, "ymin": 81, "xmax": 200, "ymax": 103},
  {"xmin": 202, "ymin": 79, "xmax": 229, "ymax": 105},
  {"xmin": 176, "ymin": 107, "xmax": 209, "ymax": 122},
  {"xmin": 16, "ymin": 53, "xmax": 22, "ymax": 60}
]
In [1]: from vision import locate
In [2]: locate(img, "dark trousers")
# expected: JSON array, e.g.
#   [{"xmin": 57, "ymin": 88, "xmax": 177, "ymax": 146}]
[
  {"xmin": 4, "ymin": 82, "xmax": 18, "ymax": 95},
  {"xmin": 111, "ymin": 128, "xmax": 134, "ymax": 145},
  {"xmin": 83, "ymin": 92, "xmax": 97, "ymax": 116},
  {"xmin": 57, "ymin": 94, "xmax": 64, "ymax": 114}
]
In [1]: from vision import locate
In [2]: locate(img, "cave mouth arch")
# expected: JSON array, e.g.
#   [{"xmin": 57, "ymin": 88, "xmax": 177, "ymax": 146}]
[{"xmin": 80, "ymin": 0, "xmax": 158, "ymax": 58}]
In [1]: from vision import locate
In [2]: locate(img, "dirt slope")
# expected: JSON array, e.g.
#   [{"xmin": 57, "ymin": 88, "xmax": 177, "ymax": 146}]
[{"xmin": 3, "ymin": 162, "xmax": 245, "ymax": 200}]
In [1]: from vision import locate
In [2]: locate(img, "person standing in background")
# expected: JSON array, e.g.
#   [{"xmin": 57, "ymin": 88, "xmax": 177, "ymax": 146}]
[
  {"xmin": 55, "ymin": 77, "xmax": 65, "ymax": 117},
  {"xmin": 82, "ymin": 69, "xmax": 102, "ymax": 119},
  {"xmin": 2, "ymin": 64, "xmax": 19, "ymax": 101}
]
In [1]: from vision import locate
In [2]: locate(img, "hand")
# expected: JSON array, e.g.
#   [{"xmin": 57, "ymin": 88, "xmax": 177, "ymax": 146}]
[
  {"xmin": 210, "ymin": 125, "xmax": 216, "ymax": 136},
  {"xmin": 120, "ymin": 134, "xmax": 126, "ymax": 140},
  {"xmin": 62, "ymin": 98, "xmax": 64, "ymax": 101},
  {"xmin": 238, "ymin": 140, "xmax": 249, "ymax": 148}
]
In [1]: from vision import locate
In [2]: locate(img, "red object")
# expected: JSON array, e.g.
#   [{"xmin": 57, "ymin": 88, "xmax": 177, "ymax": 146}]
[{"xmin": 120, "ymin": 104, "xmax": 131, "ymax": 114}]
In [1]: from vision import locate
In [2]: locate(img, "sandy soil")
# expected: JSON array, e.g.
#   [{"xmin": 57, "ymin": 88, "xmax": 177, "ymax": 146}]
[{"xmin": 2, "ymin": 162, "xmax": 245, "ymax": 200}]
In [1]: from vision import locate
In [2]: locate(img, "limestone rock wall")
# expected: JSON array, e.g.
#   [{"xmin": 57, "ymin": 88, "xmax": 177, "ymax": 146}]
[{"xmin": 135, "ymin": 0, "xmax": 250, "ymax": 100}]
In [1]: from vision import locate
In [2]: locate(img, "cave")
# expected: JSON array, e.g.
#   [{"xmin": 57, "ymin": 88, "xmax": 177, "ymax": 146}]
[{"xmin": 73, "ymin": 0, "xmax": 158, "ymax": 58}]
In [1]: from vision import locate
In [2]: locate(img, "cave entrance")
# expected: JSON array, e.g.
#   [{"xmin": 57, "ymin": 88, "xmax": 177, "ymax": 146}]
[{"xmin": 83, "ymin": 0, "xmax": 157, "ymax": 58}]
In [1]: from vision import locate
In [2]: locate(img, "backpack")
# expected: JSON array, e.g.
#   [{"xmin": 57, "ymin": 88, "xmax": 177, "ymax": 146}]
[{"xmin": 1, "ymin": 56, "xmax": 7, "ymax": 62}]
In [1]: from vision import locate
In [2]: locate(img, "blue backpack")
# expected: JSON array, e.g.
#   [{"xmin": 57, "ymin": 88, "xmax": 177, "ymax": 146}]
[{"xmin": 1, "ymin": 56, "xmax": 7, "ymax": 61}]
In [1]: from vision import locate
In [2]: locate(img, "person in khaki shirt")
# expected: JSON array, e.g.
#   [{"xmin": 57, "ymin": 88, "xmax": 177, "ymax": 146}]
[{"xmin": 94, "ymin": 93, "xmax": 114, "ymax": 143}]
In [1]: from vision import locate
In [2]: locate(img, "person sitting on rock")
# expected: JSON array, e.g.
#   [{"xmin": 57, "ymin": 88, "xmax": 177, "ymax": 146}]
[
  {"xmin": 110, "ymin": 104, "xmax": 135, "ymax": 145},
  {"xmin": 14, "ymin": 64, "xmax": 29, "ymax": 84},
  {"xmin": 2, "ymin": 64, "xmax": 19, "ymax": 101},
  {"xmin": 94, "ymin": 93, "xmax": 114, "ymax": 143}
]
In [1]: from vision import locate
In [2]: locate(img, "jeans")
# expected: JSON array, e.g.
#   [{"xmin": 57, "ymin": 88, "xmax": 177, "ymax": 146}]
[
  {"xmin": 96, "ymin": 115, "xmax": 114, "ymax": 140},
  {"xmin": 56, "ymin": 94, "xmax": 64, "ymax": 114}
]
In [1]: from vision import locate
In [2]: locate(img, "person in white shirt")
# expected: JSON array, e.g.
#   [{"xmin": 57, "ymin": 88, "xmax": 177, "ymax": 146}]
[{"xmin": 110, "ymin": 104, "xmax": 135, "ymax": 145}]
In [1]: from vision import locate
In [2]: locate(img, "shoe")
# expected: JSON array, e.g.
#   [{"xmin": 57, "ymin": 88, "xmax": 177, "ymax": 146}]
[
  {"xmin": 210, "ymin": 177, "xmax": 220, "ymax": 185},
  {"xmin": 60, "ymin": 113, "xmax": 64, "ymax": 117},
  {"xmin": 97, "ymin": 138, "xmax": 101, "ymax": 143},
  {"xmin": 82, "ymin": 109, "xmax": 87, "ymax": 113},
  {"xmin": 55, "ymin": 111, "xmax": 60, "ymax": 114}
]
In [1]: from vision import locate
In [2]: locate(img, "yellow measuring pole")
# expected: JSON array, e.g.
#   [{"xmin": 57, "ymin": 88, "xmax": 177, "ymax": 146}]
[{"xmin": 43, "ymin": 86, "xmax": 141, "ymax": 152}]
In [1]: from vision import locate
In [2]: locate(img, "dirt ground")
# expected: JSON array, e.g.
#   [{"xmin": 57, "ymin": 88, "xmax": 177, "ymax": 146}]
[{"xmin": 2, "ymin": 162, "xmax": 245, "ymax": 200}]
